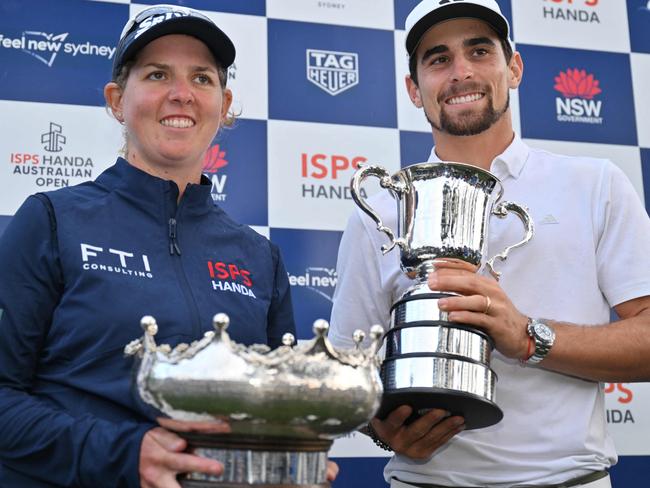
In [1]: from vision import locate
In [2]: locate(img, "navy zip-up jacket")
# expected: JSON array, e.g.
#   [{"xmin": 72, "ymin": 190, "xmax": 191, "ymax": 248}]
[{"xmin": 0, "ymin": 158, "xmax": 296, "ymax": 487}]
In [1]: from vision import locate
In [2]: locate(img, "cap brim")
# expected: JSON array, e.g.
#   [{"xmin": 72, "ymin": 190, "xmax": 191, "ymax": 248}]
[
  {"xmin": 113, "ymin": 16, "xmax": 235, "ymax": 79},
  {"xmin": 406, "ymin": 3, "xmax": 508, "ymax": 55}
]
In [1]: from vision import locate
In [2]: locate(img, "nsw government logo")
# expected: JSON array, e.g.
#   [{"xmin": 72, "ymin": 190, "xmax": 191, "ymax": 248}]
[
  {"xmin": 306, "ymin": 49, "xmax": 359, "ymax": 96},
  {"xmin": 9, "ymin": 122, "xmax": 95, "ymax": 188},
  {"xmin": 203, "ymin": 144, "xmax": 228, "ymax": 203},
  {"xmin": 554, "ymin": 68, "xmax": 603, "ymax": 125}
]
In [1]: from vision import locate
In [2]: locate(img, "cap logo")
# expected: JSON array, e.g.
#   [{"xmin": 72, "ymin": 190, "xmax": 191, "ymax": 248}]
[{"xmin": 134, "ymin": 11, "xmax": 188, "ymax": 39}]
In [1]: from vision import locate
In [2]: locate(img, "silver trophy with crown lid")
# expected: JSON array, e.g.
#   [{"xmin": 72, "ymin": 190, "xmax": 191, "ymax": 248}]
[
  {"xmin": 350, "ymin": 161, "xmax": 534, "ymax": 429},
  {"xmin": 124, "ymin": 314, "xmax": 383, "ymax": 487}
]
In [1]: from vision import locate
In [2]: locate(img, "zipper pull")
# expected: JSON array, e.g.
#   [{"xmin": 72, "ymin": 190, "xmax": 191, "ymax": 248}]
[{"xmin": 168, "ymin": 218, "xmax": 181, "ymax": 255}]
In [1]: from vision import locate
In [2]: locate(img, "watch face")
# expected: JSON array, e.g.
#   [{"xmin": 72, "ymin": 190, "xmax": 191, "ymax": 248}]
[{"xmin": 535, "ymin": 323, "xmax": 552, "ymax": 341}]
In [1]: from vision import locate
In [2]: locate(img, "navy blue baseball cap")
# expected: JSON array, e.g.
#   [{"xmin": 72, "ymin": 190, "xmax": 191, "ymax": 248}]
[{"xmin": 112, "ymin": 4, "xmax": 236, "ymax": 80}]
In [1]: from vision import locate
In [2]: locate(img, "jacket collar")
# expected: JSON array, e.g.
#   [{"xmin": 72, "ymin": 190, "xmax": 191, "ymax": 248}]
[{"xmin": 95, "ymin": 158, "xmax": 215, "ymax": 216}]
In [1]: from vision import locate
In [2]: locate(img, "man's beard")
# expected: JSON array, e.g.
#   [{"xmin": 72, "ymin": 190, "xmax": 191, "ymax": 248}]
[{"xmin": 426, "ymin": 91, "xmax": 510, "ymax": 136}]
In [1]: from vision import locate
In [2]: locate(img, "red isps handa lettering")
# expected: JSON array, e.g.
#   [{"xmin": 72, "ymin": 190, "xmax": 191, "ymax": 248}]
[
  {"xmin": 207, "ymin": 261, "xmax": 252, "ymax": 287},
  {"xmin": 604, "ymin": 383, "xmax": 633, "ymax": 404}
]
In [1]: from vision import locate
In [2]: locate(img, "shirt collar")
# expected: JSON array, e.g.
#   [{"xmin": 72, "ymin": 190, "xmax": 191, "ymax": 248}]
[{"xmin": 426, "ymin": 133, "xmax": 529, "ymax": 180}]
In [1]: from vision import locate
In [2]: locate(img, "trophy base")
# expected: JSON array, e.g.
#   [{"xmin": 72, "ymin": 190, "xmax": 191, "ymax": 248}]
[
  {"xmin": 177, "ymin": 433, "xmax": 331, "ymax": 487},
  {"xmin": 377, "ymin": 354, "xmax": 502, "ymax": 430},
  {"xmin": 376, "ymin": 387, "xmax": 503, "ymax": 430},
  {"xmin": 182, "ymin": 482, "xmax": 329, "ymax": 488}
]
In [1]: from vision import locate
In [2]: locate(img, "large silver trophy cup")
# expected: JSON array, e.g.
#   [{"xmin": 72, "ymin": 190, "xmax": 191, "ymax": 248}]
[
  {"xmin": 124, "ymin": 314, "xmax": 383, "ymax": 487},
  {"xmin": 351, "ymin": 162, "xmax": 533, "ymax": 429}
]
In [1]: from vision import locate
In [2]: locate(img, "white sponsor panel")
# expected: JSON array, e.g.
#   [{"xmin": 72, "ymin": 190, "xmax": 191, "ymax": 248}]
[
  {"xmin": 268, "ymin": 120, "xmax": 400, "ymax": 231},
  {"xmin": 394, "ymin": 29, "xmax": 432, "ymax": 133},
  {"xmin": 631, "ymin": 53, "xmax": 650, "ymax": 148},
  {"xmin": 604, "ymin": 382, "xmax": 650, "ymax": 455},
  {"xmin": 0, "ymin": 100, "xmax": 122, "ymax": 215},
  {"xmin": 331, "ymin": 430, "xmax": 392, "ymax": 458},
  {"xmin": 510, "ymin": 83, "xmax": 521, "ymax": 138},
  {"xmin": 512, "ymin": 0, "xmax": 630, "ymax": 53},
  {"xmin": 267, "ymin": 0, "xmax": 393, "ymax": 30},
  {"xmin": 130, "ymin": 4, "xmax": 268, "ymax": 120},
  {"xmin": 249, "ymin": 225, "xmax": 270, "ymax": 238},
  {"xmin": 522, "ymin": 138, "xmax": 645, "ymax": 203}
]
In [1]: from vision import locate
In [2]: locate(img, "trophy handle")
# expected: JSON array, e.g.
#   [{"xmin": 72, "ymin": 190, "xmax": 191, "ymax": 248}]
[
  {"xmin": 485, "ymin": 201, "xmax": 534, "ymax": 280},
  {"xmin": 350, "ymin": 164, "xmax": 408, "ymax": 254}
]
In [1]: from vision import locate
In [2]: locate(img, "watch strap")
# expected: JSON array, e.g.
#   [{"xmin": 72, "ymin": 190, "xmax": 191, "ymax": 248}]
[{"xmin": 526, "ymin": 318, "xmax": 555, "ymax": 365}]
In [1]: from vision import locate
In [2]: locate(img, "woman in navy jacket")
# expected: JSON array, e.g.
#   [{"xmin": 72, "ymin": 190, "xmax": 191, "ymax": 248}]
[{"xmin": 0, "ymin": 5, "xmax": 299, "ymax": 487}]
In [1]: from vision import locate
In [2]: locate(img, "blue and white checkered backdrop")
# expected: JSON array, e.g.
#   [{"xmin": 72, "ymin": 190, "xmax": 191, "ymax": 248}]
[{"xmin": 1, "ymin": 0, "xmax": 649, "ymax": 485}]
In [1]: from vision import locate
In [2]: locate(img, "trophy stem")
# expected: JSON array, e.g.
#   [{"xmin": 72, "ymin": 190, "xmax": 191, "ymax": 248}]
[
  {"xmin": 416, "ymin": 261, "xmax": 436, "ymax": 282},
  {"xmin": 178, "ymin": 433, "xmax": 332, "ymax": 487}
]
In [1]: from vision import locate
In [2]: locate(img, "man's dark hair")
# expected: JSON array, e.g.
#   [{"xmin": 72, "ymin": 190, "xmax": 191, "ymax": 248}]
[{"xmin": 408, "ymin": 37, "xmax": 513, "ymax": 86}]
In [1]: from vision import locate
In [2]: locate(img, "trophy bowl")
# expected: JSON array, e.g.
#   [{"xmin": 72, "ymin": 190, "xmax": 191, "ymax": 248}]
[
  {"xmin": 351, "ymin": 161, "xmax": 534, "ymax": 429},
  {"xmin": 124, "ymin": 314, "xmax": 384, "ymax": 487}
]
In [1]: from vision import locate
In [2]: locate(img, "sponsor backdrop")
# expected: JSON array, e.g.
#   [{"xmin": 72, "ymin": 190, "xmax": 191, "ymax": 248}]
[{"xmin": 0, "ymin": 0, "xmax": 649, "ymax": 485}]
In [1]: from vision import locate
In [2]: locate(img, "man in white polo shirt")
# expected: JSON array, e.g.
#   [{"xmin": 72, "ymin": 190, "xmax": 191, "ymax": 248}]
[{"xmin": 328, "ymin": 1, "xmax": 650, "ymax": 487}]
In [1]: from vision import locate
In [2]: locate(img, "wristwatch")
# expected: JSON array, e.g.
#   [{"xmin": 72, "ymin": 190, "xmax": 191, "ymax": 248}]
[{"xmin": 526, "ymin": 318, "xmax": 555, "ymax": 364}]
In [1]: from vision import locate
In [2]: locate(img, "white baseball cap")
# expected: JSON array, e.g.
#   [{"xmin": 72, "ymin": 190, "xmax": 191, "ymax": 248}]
[{"xmin": 405, "ymin": 0, "xmax": 510, "ymax": 55}]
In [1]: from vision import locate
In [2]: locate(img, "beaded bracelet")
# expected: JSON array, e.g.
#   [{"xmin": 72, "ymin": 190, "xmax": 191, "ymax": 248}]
[{"xmin": 362, "ymin": 423, "xmax": 393, "ymax": 452}]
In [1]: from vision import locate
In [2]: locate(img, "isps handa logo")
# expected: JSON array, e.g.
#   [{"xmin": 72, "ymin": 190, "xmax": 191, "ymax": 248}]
[
  {"xmin": 553, "ymin": 68, "xmax": 603, "ymax": 125},
  {"xmin": 301, "ymin": 153, "xmax": 367, "ymax": 200},
  {"xmin": 9, "ymin": 122, "xmax": 95, "ymax": 188},
  {"xmin": 306, "ymin": 49, "xmax": 359, "ymax": 96},
  {"xmin": 203, "ymin": 144, "xmax": 228, "ymax": 203},
  {"xmin": 207, "ymin": 260, "xmax": 256, "ymax": 298},
  {"xmin": 541, "ymin": 0, "xmax": 600, "ymax": 24},
  {"xmin": 288, "ymin": 267, "xmax": 337, "ymax": 302},
  {"xmin": 604, "ymin": 383, "xmax": 635, "ymax": 424}
]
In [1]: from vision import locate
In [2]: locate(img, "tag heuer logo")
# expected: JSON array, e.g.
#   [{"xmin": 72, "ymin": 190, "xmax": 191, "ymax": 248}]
[{"xmin": 306, "ymin": 49, "xmax": 359, "ymax": 96}]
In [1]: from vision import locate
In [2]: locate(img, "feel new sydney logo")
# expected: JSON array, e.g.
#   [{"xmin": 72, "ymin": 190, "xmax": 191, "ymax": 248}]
[
  {"xmin": 553, "ymin": 68, "xmax": 603, "ymax": 125},
  {"xmin": 0, "ymin": 30, "xmax": 116, "ymax": 67}
]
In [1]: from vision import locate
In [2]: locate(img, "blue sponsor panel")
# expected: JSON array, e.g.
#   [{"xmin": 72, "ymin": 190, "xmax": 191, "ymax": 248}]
[
  {"xmin": 400, "ymin": 130, "xmax": 434, "ymax": 167},
  {"xmin": 331, "ymin": 457, "xmax": 389, "ymax": 487},
  {"xmin": 628, "ymin": 0, "xmax": 650, "ymax": 54},
  {"xmin": 268, "ymin": 20, "xmax": 397, "ymax": 128},
  {"xmin": 135, "ymin": 0, "xmax": 266, "ymax": 16},
  {"xmin": 206, "ymin": 119, "xmax": 268, "ymax": 226},
  {"xmin": 610, "ymin": 456, "xmax": 650, "ymax": 487},
  {"xmin": 642, "ymin": 148, "xmax": 650, "ymax": 213},
  {"xmin": 269, "ymin": 228, "xmax": 342, "ymax": 339},
  {"xmin": 0, "ymin": 0, "xmax": 125, "ymax": 106},
  {"xmin": 394, "ymin": 0, "xmax": 513, "ymax": 36},
  {"xmin": 518, "ymin": 44, "xmax": 637, "ymax": 146},
  {"xmin": 0, "ymin": 216, "xmax": 11, "ymax": 238},
  {"xmin": 394, "ymin": 0, "xmax": 420, "ymax": 30}
]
